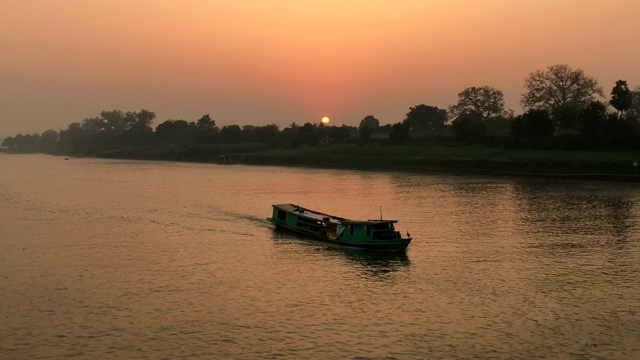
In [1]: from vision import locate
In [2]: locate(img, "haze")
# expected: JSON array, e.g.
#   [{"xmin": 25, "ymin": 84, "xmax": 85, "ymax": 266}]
[{"xmin": 1, "ymin": 0, "xmax": 639, "ymax": 138}]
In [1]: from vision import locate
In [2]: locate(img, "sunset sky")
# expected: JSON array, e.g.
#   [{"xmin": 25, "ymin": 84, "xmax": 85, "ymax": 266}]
[{"xmin": 1, "ymin": 0, "xmax": 639, "ymax": 138}]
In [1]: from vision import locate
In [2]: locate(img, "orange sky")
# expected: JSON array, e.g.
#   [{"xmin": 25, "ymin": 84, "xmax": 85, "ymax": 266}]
[{"xmin": 1, "ymin": 0, "xmax": 639, "ymax": 137}]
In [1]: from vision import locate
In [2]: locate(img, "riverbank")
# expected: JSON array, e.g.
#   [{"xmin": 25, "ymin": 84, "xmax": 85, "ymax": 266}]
[
  {"xmin": 4, "ymin": 143, "xmax": 638, "ymax": 182},
  {"xmin": 92, "ymin": 143, "xmax": 640, "ymax": 183}
]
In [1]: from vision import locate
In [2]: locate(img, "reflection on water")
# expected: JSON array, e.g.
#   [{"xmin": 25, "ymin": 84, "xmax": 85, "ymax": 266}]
[
  {"xmin": 2, "ymin": 155, "xmax": 640, "ymax": 359},
  {"xmin": 270, "ymin": 228, "xmax": 410, "ymax": 278},
  {"xmin": 511, "ymin": 181, "xmax": 639, "ymax": 251}
]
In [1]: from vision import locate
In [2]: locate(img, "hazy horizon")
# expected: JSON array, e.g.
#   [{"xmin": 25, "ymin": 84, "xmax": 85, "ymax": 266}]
[{"xmin": 2, "ymin": 0, "xmax": 639, "ymax": 139}]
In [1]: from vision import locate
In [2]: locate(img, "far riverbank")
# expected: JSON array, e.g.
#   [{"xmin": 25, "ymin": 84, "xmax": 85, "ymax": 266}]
[{"xmin": 89, "ymin": 143, "xmax": 640, "ymax": 183}]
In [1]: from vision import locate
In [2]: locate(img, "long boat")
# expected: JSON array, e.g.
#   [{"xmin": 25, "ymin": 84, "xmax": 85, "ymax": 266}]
[{"xmin": 268, "ymin": 203, "xmax": 412, "ymax": 251}]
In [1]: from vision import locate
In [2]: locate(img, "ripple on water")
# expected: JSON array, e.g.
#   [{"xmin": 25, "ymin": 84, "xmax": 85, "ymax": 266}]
[{"xmin": 1, "ymin": 155, "xmax": 640, "ymax": 359}]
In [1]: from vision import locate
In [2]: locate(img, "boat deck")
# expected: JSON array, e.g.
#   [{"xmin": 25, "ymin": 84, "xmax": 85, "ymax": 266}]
[
  {"xmin": 274, "ymin": 204, "xmax": 397, "ymax": 224},
  {"xmin": 275, "ymin": 203, "xmax": 345, "ymax": 223}
]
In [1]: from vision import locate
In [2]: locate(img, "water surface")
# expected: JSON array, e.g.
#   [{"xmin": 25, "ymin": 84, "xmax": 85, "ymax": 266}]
[{"xmin": 1, "ymin": 154, "xmax": 639, "ymax": 359}]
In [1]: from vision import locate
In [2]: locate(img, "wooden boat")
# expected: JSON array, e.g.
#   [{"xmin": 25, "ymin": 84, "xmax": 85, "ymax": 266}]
[{"xmin": 268, "ymin": 204, "xmax": 412, "ymax": 251}]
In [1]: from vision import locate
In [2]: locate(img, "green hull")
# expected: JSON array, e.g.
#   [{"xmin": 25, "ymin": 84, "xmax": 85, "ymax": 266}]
[{"xmin": 268, "ymin": 204, "xmax": 412, "ymax": 251}]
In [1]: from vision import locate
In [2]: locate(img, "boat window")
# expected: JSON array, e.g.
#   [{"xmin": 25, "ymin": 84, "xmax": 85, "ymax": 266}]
[
  {"xmin": 277, "ymin": 210, "xmax": 287, "ymax": 221},
  {"xmin": 373, "ymin": 222, "xmax": 392, "ymax": 230},
  {"xmin": 366, "ymin": 225, "xmax": 370, "ymax": 236}
]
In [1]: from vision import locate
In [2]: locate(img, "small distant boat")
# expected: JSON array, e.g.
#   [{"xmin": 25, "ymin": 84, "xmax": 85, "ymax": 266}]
[{"xmin": 268, "ymin": 204, "xmax": 412, "ymax": 251}]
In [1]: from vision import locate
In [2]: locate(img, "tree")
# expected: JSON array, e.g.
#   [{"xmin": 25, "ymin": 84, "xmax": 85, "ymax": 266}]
[
  {"xmin": 219, "ymin": 125, "xmax": 242, "ymax": 143},
  {"xmin": 197, "ymin": 114, "xmax": 216, "ymax": 128},
  {"xmin": 81, "ymin": 117, "xmax": 107, "ymax": 133},
  {"xmin": 610, "ymin": 80, "xmax": 632, "ymax": 118},
  {"xmin": 388, "ymin": 121, "xmax": 410, "ymax": 144},
  {"xmin": 253, "ymin": 124, "xmax": 280, "ymax": 144},
  {"xmin": 100, "ymin": 110, "xmax": 126, "ymax": 131},
  {"xmin": 357, "ymin": 115, "xmax": 378, "ymax": 141},
  {"xmin": 551, "ymin": 103, "xmax": 581, "ymax": 132},
  {"xmin": 125, "ymin": 109, "xmax": 156, "ymax": 130},
  {"xmin": 2, "ymin": 136, "xmax": 16, "ymax": 149},
  {"xmin": 40, "ymin": 129, "xmax": 59, "ymax": 153},
  {"xmin": 629, "ymin": 87, "xmax": 640, "ymax": 120},
  {"xmin": 578, "ymin": 101, "xmax": 608, "ymax": 139},
  {"xmin": 155, "ymin": 119, "xmax": 194, "ymax": 143},
  {"xmin": 451, "ymin": 113, "xmax": 486, "ymax": 143},
  {"xmin": 327, "ymin": 125, "xmax": 351, "ymax": 142},
  {"xmin": 404, "ymin": 104, "xmax": 447, "ymax": 137},
  {"xmin": 359, "ymin": 115, "xmax": 380, "ymax": 130},
  {"xmin": 511, "ymin": 109, "xmax": 554, "ymax": 138},
  {"xmin": 521, "ymin": 64, "xmax": 604, "ymax": 113},
  {"xmin": 298, "ymin": 122, "xmax": 320, "ymax": 146},
  {"xmin": 359, "ymin": 125, "xmax": 374, "ymax": 140},
  {"xmin": 449, "ymin": 86, "xmax": 508, "ymax": 121}
]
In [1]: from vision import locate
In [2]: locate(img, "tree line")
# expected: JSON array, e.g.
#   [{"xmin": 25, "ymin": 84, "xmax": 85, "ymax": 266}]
[{"xmin": 3, "ymin": 64, "xmax": 640, "ymax": 155}]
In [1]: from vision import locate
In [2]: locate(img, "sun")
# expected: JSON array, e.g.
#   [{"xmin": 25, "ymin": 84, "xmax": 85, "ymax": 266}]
[{"xmin": 321, "ymin": 116, "xmax": 330, "ymax": 125}]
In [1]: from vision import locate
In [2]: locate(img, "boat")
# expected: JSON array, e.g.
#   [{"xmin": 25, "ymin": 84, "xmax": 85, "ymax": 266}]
[{"xmin": 268, "ymin": 203, "xmax": 412, "ymax": 251}]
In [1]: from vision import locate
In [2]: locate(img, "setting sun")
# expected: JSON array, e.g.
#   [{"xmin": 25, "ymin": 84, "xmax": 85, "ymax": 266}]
[{"xmin": 321, "ymin": 117, "xmax": 330, "ymax": 125}]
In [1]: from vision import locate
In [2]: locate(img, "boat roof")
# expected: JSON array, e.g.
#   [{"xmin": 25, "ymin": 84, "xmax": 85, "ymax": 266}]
[{"xmin": 273, "ymin": 203, "xmax": 398, "ymax": 224}]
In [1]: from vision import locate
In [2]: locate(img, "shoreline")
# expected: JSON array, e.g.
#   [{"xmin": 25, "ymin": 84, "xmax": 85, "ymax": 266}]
[
  {"xmin": 4, "ymin": 147, "xmax": 640, "ymax": 183},
  {"xmin": 234, "ymin": 155, "xmax": 640, "ymax": 183},
  {"xmin": 100, "ymin": 147, "xmax": 640, "ymax": 183}
]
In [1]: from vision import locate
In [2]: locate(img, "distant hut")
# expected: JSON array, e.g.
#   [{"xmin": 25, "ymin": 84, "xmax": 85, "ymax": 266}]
[{"xmin": 217, "ymin": 154, "xmax": 233, "ymax": 164}]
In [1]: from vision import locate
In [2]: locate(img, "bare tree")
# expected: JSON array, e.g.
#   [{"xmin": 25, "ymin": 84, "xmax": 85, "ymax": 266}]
[{"xmin": 521, "ymin": 64, "xmax": 604, "ymax": 112}]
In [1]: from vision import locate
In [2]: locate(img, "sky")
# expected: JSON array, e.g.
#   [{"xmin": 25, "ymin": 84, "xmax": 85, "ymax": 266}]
[{"xmin": 1, "ymin": 0, "xmax": 640, "ymax": 138}]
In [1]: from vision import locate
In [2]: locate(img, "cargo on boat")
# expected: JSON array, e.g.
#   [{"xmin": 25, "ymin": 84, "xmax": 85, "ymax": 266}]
[{"xmin": 268, "ymin": 203, "xmax": 412, "ymax": 251}]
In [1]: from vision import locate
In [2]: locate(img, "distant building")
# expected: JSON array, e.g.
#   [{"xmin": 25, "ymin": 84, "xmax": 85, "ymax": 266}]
[{"xmin": 217, "ymin": 154, "xmax": 233, "ymax": 164}]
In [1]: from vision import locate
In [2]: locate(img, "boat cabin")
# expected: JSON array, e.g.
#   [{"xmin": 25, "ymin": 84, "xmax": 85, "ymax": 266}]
[
  {"xmin": 271, "ymin": 204, "xmax": 402, "ymax": 240},
  {"xmin": 344, "ymin": 220, "xmax": 401, "ymax": 240}
]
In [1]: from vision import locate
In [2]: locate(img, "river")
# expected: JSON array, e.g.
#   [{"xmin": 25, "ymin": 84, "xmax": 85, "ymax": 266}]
[{"xmin": 1, "ymin": 154, "xmax": 639, "ymax": 359}]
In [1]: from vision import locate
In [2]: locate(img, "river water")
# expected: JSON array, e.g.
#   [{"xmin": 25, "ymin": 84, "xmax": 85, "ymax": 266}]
[{"xmin": 1, "ymin": 154, "xmax": 639, "ymax": 359}]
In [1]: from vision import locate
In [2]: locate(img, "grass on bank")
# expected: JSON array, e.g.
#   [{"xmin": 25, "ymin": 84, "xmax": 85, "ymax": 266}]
[
  {"xmin": 97, "ymin": 142, "xmax": 640, "ymax": 181},
  {"xmin": 260, "ymin": 144, "xmax": 638, "ymax": 164}
]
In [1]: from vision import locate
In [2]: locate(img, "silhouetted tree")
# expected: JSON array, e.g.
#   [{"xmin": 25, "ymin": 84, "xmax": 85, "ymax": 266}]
[
  {"xmin": 298, "ymin": 122, "xmax": 320, "ymax": 146},
  {"xmin": 449, "ymin": 86, "xmax": 509, "ymax": 121},
  {"xmin": 100, "ymin": 110, "xmax": 127, "ymax": 131},
  {"xmin": 610, "ymin": 80, "xmax": 632, "ymax": 118},
  {"xmin": 359, "ymin": 115, "xmax": 380, "ymax": 130},
  {"xmin": 485, "ymin": 115, "xmax": 513, "ymax": 137},
  {"xmin": 404, "ymin": 104, "xmax": 447, "ymax": 138},
  {"xmin": 2, "ymin": 133, "xmax": 42, "ymax": 153},
  {"xmin": 551, "ymin": 103, "xmax": 581, "ymax": 133},
  {"xmin": 81, "ymin": 117, "xmax": 107, "ymax": 133},
  {"xmin": 254, "ymin": 124, "xmax": 280, "ymax": 144},
  {"xmin": 578, "ymin": 101, "xmax": 608, "ymax": 139},
  {"xmin": 359, "ymin": 125, "xmax": 374, "ymax": 140},
  {"xmin": 58, "ymin": 122, "xmax": 87, "ymax": 153},
  {"xmin": 125, "ymin": 109, "xmax": 156, "ymax": 131},
  {"xmin": 155, "ymin": 119, "xmax": 194, "ymax": 143},
  {"xmin": 388, "ymin": 121, "xmax": 410, "ymax": 144},
  {"xmin": 120, "ymin": 109, "xmax": 155, "ymax": 145},
  {"xmin": 522, "ymin": 64, "xmax": 604, "ymax": 113},
  {"xmin": 219, "ymin": 125, "xmax": 242, "ymax": 143},
  {"xmin": 358, "ymin": 115, "xmax": 379, "ymax": 141},
  {"xmin": 629, "ymin": 87, "xmax": 640, "ymax": 121},
  {"xmin": 327, "ymin": 125, "xmax": 352, "ymax": 142},
  {"xmin": 451, "ymin": 113, "xmax": 486, "ymax": 143},
  {"xmin": 40, "ymin": 129, "xmax": 59, "ymax": 153},
  {"xmin": 197, "ymin": 114, "xmax": 216, "ymax": 128},
  {"xmin": 511, "ymin": 109, "xmax": 554, "ymax": 138}
]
